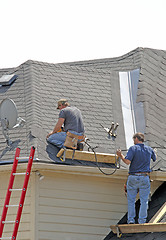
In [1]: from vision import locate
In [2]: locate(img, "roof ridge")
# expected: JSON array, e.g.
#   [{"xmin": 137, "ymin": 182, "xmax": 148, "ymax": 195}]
[
  {"xmin": 20, "ymin": 59, "xmax": 113, "ymax": 75},
  {"xmin": 62, "ymin": 47, "xmax": 143, "ymax": 66}
]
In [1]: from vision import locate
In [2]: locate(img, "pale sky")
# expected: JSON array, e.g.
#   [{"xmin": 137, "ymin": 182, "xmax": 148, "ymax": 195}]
[{"xmin": 0, "ymin": 0, "xmax": 166, "ymax": 68}]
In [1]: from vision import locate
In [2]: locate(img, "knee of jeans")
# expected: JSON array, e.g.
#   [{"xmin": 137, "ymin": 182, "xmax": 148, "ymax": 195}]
[
  {"xmin": 47, "ymin": 134, "xmax": 59, "ymax": 143},
  {"xmin": 47, "ymin": 136, "xmax": 51, "ymax": 142},
  {"xmin": 47, "ymin": 135, "xmax": 54, "ymax": 142}
]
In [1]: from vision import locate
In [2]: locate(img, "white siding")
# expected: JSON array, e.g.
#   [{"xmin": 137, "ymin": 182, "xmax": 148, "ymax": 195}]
[
  {"xmin": 0, "ymin": 164, "xmax": 163, "ymax": 240},
  {"xmin": 37, "ymin": 171, "xmax": 128, "ymax": 240}
]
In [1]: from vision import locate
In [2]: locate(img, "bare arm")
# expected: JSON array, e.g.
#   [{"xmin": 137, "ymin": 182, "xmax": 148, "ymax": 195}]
[
  {"xmin": 47, "ymin": 118, "xmax": 64, "ymax": 138},
  {"xmin": 117, "ymin": 149, "xmax": 131, "ymax": 165}
]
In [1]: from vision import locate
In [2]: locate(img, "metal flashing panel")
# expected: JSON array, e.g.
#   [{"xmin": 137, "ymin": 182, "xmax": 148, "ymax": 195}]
[
  {"xmin": 0, "ymin": 74, "xmax": 18, "ymax": 86},
  {"xmin": 119, "ymin": 69, "xmax": 145, "ymax": 149}
]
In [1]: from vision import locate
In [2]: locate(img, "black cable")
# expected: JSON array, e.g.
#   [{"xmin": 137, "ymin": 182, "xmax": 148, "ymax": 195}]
[
  {"xmin": 84, "ymin": 140, "xmax": 119, "ymax": 176},
  {"xmin": 94, "ymin": 149, "xmax": 118, "ymax": 176}
]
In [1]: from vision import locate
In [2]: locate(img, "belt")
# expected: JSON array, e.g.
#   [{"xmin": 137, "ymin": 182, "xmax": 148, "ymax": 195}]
[{"xmin": 129, "ymin": 172, "xmax": 149, "ymax": 176}]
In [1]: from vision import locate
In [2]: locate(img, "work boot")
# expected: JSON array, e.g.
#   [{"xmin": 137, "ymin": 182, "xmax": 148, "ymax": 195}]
[{"xmin": 77, "ymin": 142, "xmax": 84, "ymax": 151}]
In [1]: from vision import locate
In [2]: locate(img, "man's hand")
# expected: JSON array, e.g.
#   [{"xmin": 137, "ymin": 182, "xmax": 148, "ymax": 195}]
[
  {"xmin": 153, "ymin": 148, "xmax": 157, "ymax": 158},
  {"xmin": 46, "ymin": 132, "xmax": 53, "ymax": 139},
  {"xmin": 117, "ymin": 149, "xmax": 122, "ymax": 157},
  {"xmin": 46, "ymin": 118, "xmax": 65, "ymax": 139},
  {"xmin": 116, "ymin": 149, "xmax": 131, "ymax": 165}
]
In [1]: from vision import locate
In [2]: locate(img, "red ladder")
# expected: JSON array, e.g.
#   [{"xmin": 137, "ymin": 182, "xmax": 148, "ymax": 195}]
[{"xmin": 0, "ymin": 146, "xmax": 35, "ymax": 240}]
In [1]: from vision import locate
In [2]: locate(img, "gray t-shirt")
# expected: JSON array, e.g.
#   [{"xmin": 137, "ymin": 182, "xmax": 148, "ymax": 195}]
[{"xmin": 59, "ymin": 106, "xmax": 84, "ymax": 133}]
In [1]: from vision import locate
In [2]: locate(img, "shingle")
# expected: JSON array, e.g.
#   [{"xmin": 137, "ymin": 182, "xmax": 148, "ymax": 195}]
[{"xmin": 0, "ymin": 47, "xmax": 166, "ymax": 175}]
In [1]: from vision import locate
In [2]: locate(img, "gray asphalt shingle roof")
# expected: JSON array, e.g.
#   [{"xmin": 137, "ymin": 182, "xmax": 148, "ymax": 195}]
[{"xmin": 0, "ymin": 47, "xmax": 165, "ymax": 173}]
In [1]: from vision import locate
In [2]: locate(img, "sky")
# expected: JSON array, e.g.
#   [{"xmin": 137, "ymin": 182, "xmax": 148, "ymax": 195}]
[{"xmin": 0, "ymin": 0, "xmax": 166, "ymax": 68}]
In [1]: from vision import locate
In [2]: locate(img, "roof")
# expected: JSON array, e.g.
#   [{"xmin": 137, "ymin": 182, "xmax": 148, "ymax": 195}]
[
  {"xmin": 104, "ymin": 181, "xmax": 166, "ymax": 240},
  {"xmin": 0, "ymin": 47, "xmax": 166, "ymax": 173}
]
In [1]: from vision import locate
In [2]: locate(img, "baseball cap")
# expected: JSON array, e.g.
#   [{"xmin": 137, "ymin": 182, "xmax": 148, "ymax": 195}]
[{"xmin": 57, "ymin": 99, "xmax": 68, "ymax": 109}]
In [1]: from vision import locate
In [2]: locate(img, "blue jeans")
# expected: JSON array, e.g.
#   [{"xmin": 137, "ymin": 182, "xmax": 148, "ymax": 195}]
[
  {"xmin": 47, "ymin": 132, "xmax": 67, "ymax": 148},
  {"xmin": 47, "ymin": 131, "xmax": 84, "ymax": 149},
  {"xmin": 127, "ymin": 174, "xmax": 150, "ymax": 224}
]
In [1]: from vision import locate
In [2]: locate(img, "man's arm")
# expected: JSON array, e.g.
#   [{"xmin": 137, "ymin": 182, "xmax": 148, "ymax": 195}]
[
  {"xmin": 153, "ymin": 148, "xmax": 157, "ymax": 161},
  {"xmin": 117, "ymin": 149, "xmax": 131, "ymax": 165},
  {"xmin": 47, "ymin": 118, "xmax": 64, "ymax": 138}
]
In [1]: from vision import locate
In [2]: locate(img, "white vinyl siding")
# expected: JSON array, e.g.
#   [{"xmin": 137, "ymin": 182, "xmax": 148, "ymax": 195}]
[
  {"xmin": 37, "ymin": 172, "xmax": 127, "ymax": 240},
  {"xmin": 0, "ymin": 165, "xmax": 163, "ymax": 240}
]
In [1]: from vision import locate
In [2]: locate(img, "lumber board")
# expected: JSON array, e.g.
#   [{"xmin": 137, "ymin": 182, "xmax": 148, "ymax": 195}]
[
  {"xmin": 64, "ymin": 149, "xmax": 117, "ymax": 164},
  {"xmin": 110, "ymin": 222, "xmax": 166, "ymax": 234},
  {"xmin": 149, "ymin": 202, "xmax": 166, "ymax": 223}
]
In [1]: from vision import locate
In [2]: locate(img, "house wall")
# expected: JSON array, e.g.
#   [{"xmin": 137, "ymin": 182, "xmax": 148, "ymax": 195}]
[
  {"xmin": 0, "ymin": 164, "xmax": 164, "ymax": 240},
  {"xmin": 36, "ymin": 169, "xmax": 128, "ymax": 240},
  {"xmin": 35, "ymin": 167, "xmax": 165, "ymax": 240}
]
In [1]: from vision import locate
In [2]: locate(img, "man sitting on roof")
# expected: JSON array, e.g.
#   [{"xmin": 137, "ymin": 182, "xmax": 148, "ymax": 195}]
[{"xmin": 46, "ymin": 99, "xmax": 85, "ymax": 149}]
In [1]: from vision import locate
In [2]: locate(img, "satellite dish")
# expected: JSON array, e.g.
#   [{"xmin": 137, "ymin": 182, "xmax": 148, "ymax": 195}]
[
  {"xmin": 0, "ymin": 98, "xmax": 18, "ymax": 129},
  {"xmin": 0, "ymin": 98, "xmax": 25, "ymax": 145}
]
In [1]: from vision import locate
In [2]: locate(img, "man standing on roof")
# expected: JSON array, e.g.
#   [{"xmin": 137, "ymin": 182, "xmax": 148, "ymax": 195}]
[
  {"xmin": 46, "ymin": 99, "xmax": 85, "ymax": 149},
  {"xmin": 117, "ymin": 132, "xmax": 156, "ymax": 224}
]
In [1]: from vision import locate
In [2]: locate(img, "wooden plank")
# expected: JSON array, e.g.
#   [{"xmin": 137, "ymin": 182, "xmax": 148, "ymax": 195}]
[
  {"xmin": 149, "ymin": 202, "xmax": 166, "ymax": 223},
  {"xmin": 64, "ymin": 149, "xmax": 117, "ymax": 163},
  {"xmin": 110, "ymin": 222, "xmax": 166, "ymax": 234}
]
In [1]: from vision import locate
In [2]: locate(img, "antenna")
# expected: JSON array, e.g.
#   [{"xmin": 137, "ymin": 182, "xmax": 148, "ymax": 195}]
[{"xmin": 0, "ymin": 98, "xmax": 26, "ymax": 146}]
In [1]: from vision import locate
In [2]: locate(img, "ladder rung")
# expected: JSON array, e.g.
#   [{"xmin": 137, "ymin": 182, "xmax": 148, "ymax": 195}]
[
  {"xmin": 16, "ymin": 157, "xmax": 29, "ymax": 160},
  {"xmin": 0, "ymin": 237, "xmax": 12, "ymax": 239},
  {"xmin": 13, "ymin": 172, "xmax": 26, "ymax": 175},
  {"xmin": 2, "ymin": 221, "xmax": 15, "ymax": 224},
  {"xmin": 6, "ymin": 205, "xmax": 19, "ymax": 207},
  {"xmin": 9, "ymin": 188, "xmax": 22, "ymax": 191}
]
